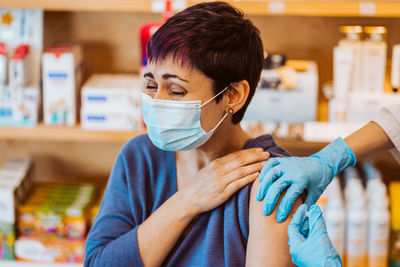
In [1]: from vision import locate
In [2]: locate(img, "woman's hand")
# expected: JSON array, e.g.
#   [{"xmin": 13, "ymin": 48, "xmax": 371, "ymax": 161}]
[{"xmin": 179, "ymin": 148, "xmax": 270, "ymax": 215}]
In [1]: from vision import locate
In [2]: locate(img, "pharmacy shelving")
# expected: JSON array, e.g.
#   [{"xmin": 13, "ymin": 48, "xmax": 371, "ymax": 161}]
[
  {"xmin": 210, "ymin": 0, "xmax": 400, "ymax": 17},
  {"xmin": 0, "ymin": 124, "xmax": 144, "ymax": 143},
  {"xmin": 0, "ymin": 261, "xmax": 81, "ymax": 267},
  {"xmin": 0, "ymin": 0, "xmax": 153, "ymax": 13},
  {"xmin": 0, "ymin": 124, "xmax": 326, "ymax": 149},
  {"xmin": 0, "ymin": 0, "xmax": 400, "ymax": 17}
]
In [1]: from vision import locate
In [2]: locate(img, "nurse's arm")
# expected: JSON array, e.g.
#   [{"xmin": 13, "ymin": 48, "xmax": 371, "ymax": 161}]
[
  {"xmin": 344, "ymin": 121, "xmax": 394, "ymax": 160},
  {"xmin": 246, "ymin": 179, "xmax": 302, "ymax": 267}
]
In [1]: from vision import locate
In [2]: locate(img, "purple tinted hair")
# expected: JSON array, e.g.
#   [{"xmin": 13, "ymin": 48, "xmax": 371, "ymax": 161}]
[{"xmin": 147, "ymin": 1, "xmax": 264, "ymax": 124}]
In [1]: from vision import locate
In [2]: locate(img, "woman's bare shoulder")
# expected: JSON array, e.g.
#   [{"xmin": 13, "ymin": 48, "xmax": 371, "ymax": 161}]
[{"xmin": 245, "ymin": 179, "xmax": 303, "ymax": 267}]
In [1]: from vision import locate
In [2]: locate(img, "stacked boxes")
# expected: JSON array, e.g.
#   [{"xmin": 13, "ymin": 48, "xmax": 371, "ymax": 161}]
[
  {"xmin": 0, "ymin": 43, "xmax": 41, "ymax": 127},
  {"xmin": 0, "ymin": 159, "xmax": 32, "ymax": 260},
  {"xmin": 15, "ymin": 183, "xmax": 95, "ymax": 263},
  {"xmin": 42, "ymin": 44, "xmax": 83, "ymax": 126},
  {"xmin": 81, "ymin": 74, "xmax": 144, "ymax": 131},
  {"xmin": 0, "ymin": 9, "xmax": 43, "ymax": 127}
]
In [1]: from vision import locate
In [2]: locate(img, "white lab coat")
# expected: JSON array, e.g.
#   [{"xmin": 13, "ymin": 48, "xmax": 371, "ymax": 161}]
[{"xmin": 372, "ymin": 105, "xmax": 400, "ymax": 163}]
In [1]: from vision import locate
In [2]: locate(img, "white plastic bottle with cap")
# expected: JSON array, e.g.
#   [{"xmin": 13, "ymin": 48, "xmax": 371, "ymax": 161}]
[
  {"xmin": 324, "ymin": 196, "xmax": 346, "ymax": 260},
  {"xmin": 345, "ymin": 167, "xmax": 367, "ymax": 267},
  {"xmin": 367, "ymin": 189, "xmax": 390, "ymax": 267},
  {"xmin": 363, "ymin": 161, "xmax": 383, "ymax": 197},
  {"xmin": 344, "ymin": 167, "xmax": 363, "ymax": 202},
  {"xmin": 346, "ymin": 194, "xmax": 368, "ymax": 267}
]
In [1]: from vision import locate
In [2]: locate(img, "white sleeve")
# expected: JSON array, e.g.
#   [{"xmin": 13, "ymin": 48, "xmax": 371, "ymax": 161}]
[{"xmin": 372, "ymin": 105, "xmax": 400, "ymax": 163}]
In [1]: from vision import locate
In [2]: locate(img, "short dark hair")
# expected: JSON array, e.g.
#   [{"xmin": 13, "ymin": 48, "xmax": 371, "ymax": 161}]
[{"xmin": 147, "ymin": 1, "xmax": 263, "ymax": 124}]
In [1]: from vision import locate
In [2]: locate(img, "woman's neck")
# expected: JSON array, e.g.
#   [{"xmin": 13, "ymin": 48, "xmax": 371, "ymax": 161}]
[{"xmin": 176, "ymin": 122, "xmax": 251, "ymax": 171}]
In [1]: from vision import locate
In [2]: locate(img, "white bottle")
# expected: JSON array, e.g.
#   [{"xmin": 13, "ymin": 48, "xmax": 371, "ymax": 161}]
[
  {"xmin": 362, "ymin": 26, "xmax": 387, "ymax": 93},
  {"xmin": 338, "ymin": 26, "xmax": 364, "ymax": 93},
  {"xmin": 333, "ymin": 46, "xmax": 353, "ymax": 122},
  {"xmin": 363, "ymin": 162, "xmax": 385, "ymax": 199},
  {"xmin": 392, "ymin": 44, "xmax": 400, "ymax": 92},
  {"xmin": 324, "ymin": 197, "xmax": 346, "ymax": 259},
  {"xmin": 368, "ymin": 194, "xmax": 390, "ymax": 267},
  {"xmin": 344, "ymin": 167, "xmax": 363, "ymax": 202},
  {"xmin": 346, "ymin": 191, "xmax": 367, "ymax": 267}
]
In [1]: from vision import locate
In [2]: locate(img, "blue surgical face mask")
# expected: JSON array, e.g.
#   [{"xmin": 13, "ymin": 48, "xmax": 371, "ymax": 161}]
[{"xmin": 142, "ymin": 86, "xmax": 230, "ymax": 151}]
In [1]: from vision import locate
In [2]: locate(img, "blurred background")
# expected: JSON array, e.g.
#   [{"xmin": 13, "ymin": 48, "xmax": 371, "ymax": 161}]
[{"xmin": 0, "ymin": 0, "xmax": 399, "ymax": 266}]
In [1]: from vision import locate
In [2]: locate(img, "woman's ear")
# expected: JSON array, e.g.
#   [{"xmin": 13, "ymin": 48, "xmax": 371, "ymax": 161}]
[{"xmin": 225, "ymin": 80, "xmax": 250, "ymax": 114}]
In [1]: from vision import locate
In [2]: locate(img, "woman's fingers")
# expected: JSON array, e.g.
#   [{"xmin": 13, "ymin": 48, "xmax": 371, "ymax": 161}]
[
  {"xmin": 216, "ymin": 148, "xmax": 270, "ymax": 174},
  {"xmin": 224, "ymin": 161, "xmax": 266, "ymax": 184},
  {"xmin": 223, "ymin": 172, "xmax": 259, "ymax": 197}
]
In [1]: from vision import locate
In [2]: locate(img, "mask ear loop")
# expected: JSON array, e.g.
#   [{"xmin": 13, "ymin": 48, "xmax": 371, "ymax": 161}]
[
  {"xmin": 201, "ymin": 83, "xmax": 233, "ymax": 107},
  {"xmin": 205, "ymin": 83, "xmax": 236, "ymax": 133},
  {"xmin": 208, "ymin": 112, "xmax": 229, "ymax": 133}
]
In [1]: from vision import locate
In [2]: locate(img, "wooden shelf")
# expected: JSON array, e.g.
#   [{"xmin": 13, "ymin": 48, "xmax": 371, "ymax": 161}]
[
  {"xmin": 1, "ymin": 0, "xmax": 400, "ymax": 17},
  {"xmin": 0, "ymin": 0, "xmax": 155, "ymax": 13},
  {"xmin": 0, "ymin": 124, "xmax": 145, "ymax": 143},
  {"xmin": 0, "ymin": 261, "xmax": 81, "ymax": 267},
  {"xmin": 220, "ymin": 1, "xmax": 400, "ymax": 17}
]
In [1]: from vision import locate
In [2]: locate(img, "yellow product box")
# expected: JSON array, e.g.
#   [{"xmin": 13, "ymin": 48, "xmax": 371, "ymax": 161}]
[{"xmin": 390, "ymin": 182, "xmax": 400, "ymax": 267}]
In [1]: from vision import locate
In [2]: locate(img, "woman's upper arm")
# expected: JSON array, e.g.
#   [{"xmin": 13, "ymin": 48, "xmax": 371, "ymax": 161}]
[
  {"xmin": 246, "ymin": 179, "xmax": 303, "ymax": 267},
  {"xmin": 85, "ymin": 152, "xmax": 142, "ymax": 266}
]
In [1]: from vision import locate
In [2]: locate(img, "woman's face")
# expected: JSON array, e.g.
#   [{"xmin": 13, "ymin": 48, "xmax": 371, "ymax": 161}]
[{"xmin": 143, "ymin": 55, "xmax": 229, "ymax": 133}]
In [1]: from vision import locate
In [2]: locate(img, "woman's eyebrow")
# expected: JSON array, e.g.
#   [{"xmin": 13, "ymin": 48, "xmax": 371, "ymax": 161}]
[
  {"xmin": 162, "ymin": 73, "xmax": 189, "ymax": 83},
  {"xmin": 143, "ymin": 72, "xmax": 154, "ymax": 79}
]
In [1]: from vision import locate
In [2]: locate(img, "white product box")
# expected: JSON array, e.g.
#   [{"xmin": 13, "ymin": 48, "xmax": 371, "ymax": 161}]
[
  {"xmin": 82, "ymin": 74, "xmax": 142, "ymax": 107},
  {"xmin": 42, "ymin": 44, "xmax": 83, "ymax": 126},
  {"xmin": 244, "ymin": 61, "xmax": 318, "ymax": 123},
  {"xmin": 81, "ymin": 106, "xmax": 142, "ymax": 131},
  {"xmin": 0, "ymin": 183, "xmax": 17, "ymax": 224},
  {"xmin": 0, "ymin": 10, "xmax": 43, "ymax": 126},
  {"xmin": 0, "ymin": 158, "xmax": 32, "ymax": 205},
  {"xmin": 81, "ymin": 74, "xmax": 143, "ymax": 131},
  {"xmin": 0, "ymin": 86, "xmax": 40, "ymax": 127}
]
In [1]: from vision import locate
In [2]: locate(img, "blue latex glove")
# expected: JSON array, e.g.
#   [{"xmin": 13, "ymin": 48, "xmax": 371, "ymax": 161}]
[
  {"xmin": 256, "ymin": 137, "xmax": 356, "ymax": 222},
  {"xmin": 288, "ymin": 204, "xmax": 342, "ymax": 267}
]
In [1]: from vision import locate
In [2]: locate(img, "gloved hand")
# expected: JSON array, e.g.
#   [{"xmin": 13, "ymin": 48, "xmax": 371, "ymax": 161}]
[
  {"xmin": 256, "ymin": 137, "xmax": 356, "ymax": 222},
  {"xmin": 288, "ymin": 204, "xmax": 342, "ymax": 267}
]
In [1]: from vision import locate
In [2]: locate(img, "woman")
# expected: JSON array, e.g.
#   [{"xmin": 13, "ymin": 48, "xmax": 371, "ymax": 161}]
[{"xmin": 85, "ymin": 2, "xmax": 302, "ymax": 266}]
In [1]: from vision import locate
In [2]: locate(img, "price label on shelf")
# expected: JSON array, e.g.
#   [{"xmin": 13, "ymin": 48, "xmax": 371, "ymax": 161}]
[
  {"xmin": 151, "ymin": 0, "xmax": 164, "ymax": 13},
  {"xmin": 268, "ymin": 2, "xmax": 286, "ymax": 14},
  {"xmin": 359, "ymin": 2, "xmax": 376, "ymax": 15},
  {"xmin": 151, "ymin": 0, "xmax": 187, "ymax": 13},
  {"xmin": 172, "ymin": 0, "xmax": 187, "ymax": 11}
]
